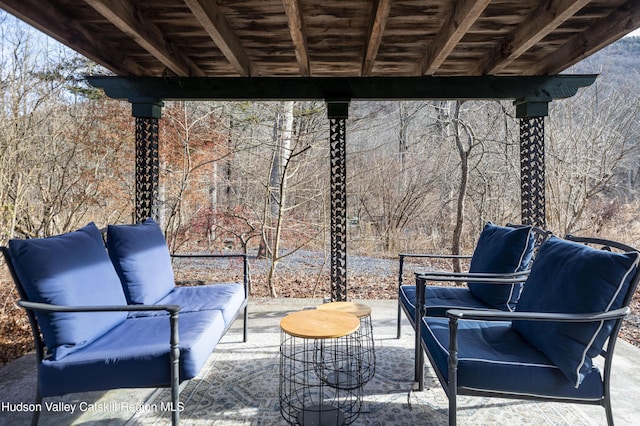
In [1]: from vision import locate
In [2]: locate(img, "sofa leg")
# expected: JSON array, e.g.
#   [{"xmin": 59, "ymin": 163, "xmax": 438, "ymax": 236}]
[
  {"xmin": 448, "ymin": 389, "xmax": 457, "ymax": 426},
  {"xmin": 170, "ymin": 311, "xmax": 181, "ymax": 426},
  {"xmin": 417, "ymin": 347, "xmax": 424, "ymax": 391},
  {"xmin": 604, "ymin": 395, "xmax": 614, "ymax": 426},
  {"xmin": 171, "ymin": 387, "xmax": 180, "ymax": 426},
  {"xmin": 414, "ymin": 325, "xmax": 421, "ymax": 383},
  {"xmin": 243, "ymin": 306, "xmax": 248, "ymax": 343},
  {"xmin": 397, "ymin": 302, "xmax": 402, "ymax": 339},
  {"xmin": 448, "ymin": 316, "xmax": 459, "ymax": 426}
]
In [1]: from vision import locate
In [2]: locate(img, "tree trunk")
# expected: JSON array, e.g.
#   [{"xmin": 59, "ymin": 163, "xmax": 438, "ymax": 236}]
[
  {"xmin": 451, "ymin": 101, "xmax": 473, "ymax": 273},
  {"xmin": 264, "ymin": 101, "xmax": 294, "ymax": 297}
]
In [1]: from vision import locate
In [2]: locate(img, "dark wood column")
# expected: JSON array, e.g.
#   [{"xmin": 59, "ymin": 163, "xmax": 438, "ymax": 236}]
[
  {"xmin": 516, "ymin": 100, "xmax": 548, "ymax": 228},
  {"xmin": 132, "ymin": 101, "xmax": 163, "ymax": 224},
  {"xmin": 327, "ymin": 101, "xmax": 349, "ymax": 301}
]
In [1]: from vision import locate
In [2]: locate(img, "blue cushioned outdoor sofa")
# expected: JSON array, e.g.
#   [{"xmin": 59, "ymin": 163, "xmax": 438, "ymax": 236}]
[
  {"xmin": 418, "ymin": 235, "xmax": 640, "ymax": 426},
  {"xmin": 1, "ymin": 218, "xmax": 249, "ymax": 426}
]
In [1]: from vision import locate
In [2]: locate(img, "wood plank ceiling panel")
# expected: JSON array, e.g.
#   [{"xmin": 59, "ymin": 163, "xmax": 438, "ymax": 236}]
[
  {"xmin": 219, "ymin": 0, "xmax": 299, "ymax": 76},
  {"xmin": 1, "ymin": 0, "xmax": 639, "ymax": 78},
  {"xmin": 372, "ymin": 0, "xmax": 445, "ymax": 76},
  {"xmin": 301, "ymin": 1, "xmax": 374, "ymax": 76}
]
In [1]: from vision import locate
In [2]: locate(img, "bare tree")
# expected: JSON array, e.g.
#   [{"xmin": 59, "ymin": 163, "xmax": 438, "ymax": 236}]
[
  {"xmin": 349, "ymin": 101, "xmax": 446, "ymax": 253},
  {"xmin": 546, "ymin": 84, "xmax": 640, "ymax": 236},
  {"xmin": 436, "ymin": 101, "xmax": 477, "ymax": 271},
  {"xmin": 0, "ymin": 16, "xmax": 127, "ymax": 240}
]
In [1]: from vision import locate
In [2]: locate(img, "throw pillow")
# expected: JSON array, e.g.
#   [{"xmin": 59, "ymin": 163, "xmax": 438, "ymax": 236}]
[
  {"xmin": 8, "ymin": 222, "xmax": 128, "ymax": 359},
  {"xmin": 467, "ymin": 222, "xmax": 535, "ymax": 310},
  {"xmin": 107, "ymin": 218, "xmax": 175, "ymax": 305},
  {"xmin": 513, "ymin": 236, "xmax": 639, "ymax": 387}
]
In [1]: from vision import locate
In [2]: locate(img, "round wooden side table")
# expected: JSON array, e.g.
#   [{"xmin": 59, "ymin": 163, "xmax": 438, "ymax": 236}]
[
  {"xmin": 279, "ymin": 309, "xmax": 362, "ymax": 425},
  {"xmin": 316, "ymin": 301, "xmax": 376, "ymax": 385}
]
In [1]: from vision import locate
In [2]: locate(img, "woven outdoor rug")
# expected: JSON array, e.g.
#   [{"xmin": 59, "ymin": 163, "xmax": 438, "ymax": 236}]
[{"xmin": 123, "ymin": 329, "xmax": 595, "ymax": 426}]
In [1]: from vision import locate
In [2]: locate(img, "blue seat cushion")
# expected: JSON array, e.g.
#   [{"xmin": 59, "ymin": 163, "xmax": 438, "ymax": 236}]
[
  {"xmin": 400, "ymin": 285, "xmax": 493, "ymax": 322},
  {"xmin": 467, "ymin": 223, "xmax": 535, "ymax": 311},
  {"xmin": 107, "ymin": 218, "xmax": 175, "ymax": 305},
  {"xmin": 513, "ymin": 236, "xmax": 640, "ymax": 387},
  {"xmin": 39, "ymin": 310, "xmax": 226, "ymax": 397},
  {"xmin": 149, "ymin": 284, "xmax": 246, "ymax": 326},
  {"xmin": 8, "ymin": 223, "xmax": 128, "ymax": 360},
  {"xmin": 399, "ymin": 285, "xmax": 419, "ymax": 325},
  {"xmin": 421, "ymin": 317, "xmax": 605, "ymax": 400}
]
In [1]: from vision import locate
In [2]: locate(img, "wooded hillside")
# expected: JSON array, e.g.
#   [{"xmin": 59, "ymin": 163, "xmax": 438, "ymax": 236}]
[{"xmin": 2, "ymin": 11, "xmax": 640, "ymax": 287}]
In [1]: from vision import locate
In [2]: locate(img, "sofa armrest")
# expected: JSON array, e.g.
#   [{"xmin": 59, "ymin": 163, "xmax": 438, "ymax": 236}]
[
  {"xmin": 415, "ymin": 272, "xmax": 528, "ymax": 298},
  {"xmin": 17, "ymin": 300, "xmax": 180, "ymax": 314},
  {"xmin": 18, "ymin": 299, "xmax": 182, "ymax": 395},
  {"xmin": 416, "ymin": 270, "xmax": 529, "ymax": 281},
  {"xmin": 412, "ymin": 272, "xmax": 529, "ymax": 320},
  {"xmin": 398, "ymin": 253, "xmax": 473, "ymax": 288},
  {"xmin": 445, "ymin": 306, "xmax": 630, "ymax": 323},
  {"xmin": 171, "ymin": 253, "xmax": 247, "ymax": 260},
  {"xmin": 399, "ymin": 253, "xmax": 473, "ymax": 260}
]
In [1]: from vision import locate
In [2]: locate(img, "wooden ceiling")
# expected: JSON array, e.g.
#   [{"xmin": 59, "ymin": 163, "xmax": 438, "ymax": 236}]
[{"xmin": 1, "ymin": 0, "xmax": 640, "ymax": 78}]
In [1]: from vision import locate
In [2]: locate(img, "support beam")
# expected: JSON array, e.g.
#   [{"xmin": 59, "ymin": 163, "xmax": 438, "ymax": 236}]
[
  {"xmin": 327, "ymin": 101, "xmax": 349, "ymax": 302},
  {"xmin": 184, "ymin": 0, "xmax": 254, "ymax": 76},
  {"xmin": 282, "ymin": 0, "xmax": 311, "ymax": 76},
  {"xmin": 532, "ymin": 0, "xmax": 640, "ymax": 74},
  {"xmin": 474, "ymin": 0, "xmax": 591, "ymax": 75},
  {"xmin": 517, "ymin": 100, "xmax": 547, "ymax": 228},
  {"xmin": 85, "ymin": 0, "xmax": 206, "ymax": 77},
  {"xmin": 87, "ymin": 75, "xmax": 597, "ymax": 102},
  {"xmin": 361, "ymin": 0, "xmax": 392, "ymax": 76},
  {"xmin": 132, "ymin": 100, "xmax": 163, "ymax": 223},
  {"xmin": 415, "ymin": 0, "xmax": 491, "ymax": 76}
]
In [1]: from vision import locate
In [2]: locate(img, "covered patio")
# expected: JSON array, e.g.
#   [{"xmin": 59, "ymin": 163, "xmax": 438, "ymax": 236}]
[
  {"xmin": 2, "ymin": 1, "xmax": 640, "ymax": 425},
  {"xmin": 1, "ymin": 0, "xmax": 639, "ymax": 299}
]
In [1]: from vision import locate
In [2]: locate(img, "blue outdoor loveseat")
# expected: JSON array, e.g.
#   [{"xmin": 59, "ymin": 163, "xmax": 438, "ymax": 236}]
[
  {"xmin": 1, "ymin": 218, "xmax": 248, "ymax": 426},
  {"xmin": 418, "ymin": 235, "xmax": 640, "ymax": 426}
]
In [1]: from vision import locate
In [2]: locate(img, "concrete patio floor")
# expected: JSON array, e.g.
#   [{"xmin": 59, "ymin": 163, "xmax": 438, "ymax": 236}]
[{"xmin": 0, "ymin": 298, "xmax": 638, "ymax": 425}]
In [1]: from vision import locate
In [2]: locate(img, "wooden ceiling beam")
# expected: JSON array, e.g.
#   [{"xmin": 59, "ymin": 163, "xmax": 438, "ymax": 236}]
[
  {"xmin": 282, "ymin": 0, "xmax": 310, "ymax": 76},
  {"xmin": 476, "ymin": 0, "xmax": 591, "ymax": 75},
  {"xmin": 184, "ymin": 0, "xmax": 253, "ymax": 77},
  {"xmin": 85, "ymin": 0, "xmax": 205, "ymax": 77},
  {"xmin": 361, "ymin": 0, "xmax": 392, "ymax": 76},
  {"xmin": 0, "ymin": 0, "xmax": 144, "ymax": 76},
  {"xmin": 415, "ymin": 0, "xmax": 491, "ymax": 76},
  {"xmin": 532, "ymin": 0, "xmax": 640, "ymax": 74}
]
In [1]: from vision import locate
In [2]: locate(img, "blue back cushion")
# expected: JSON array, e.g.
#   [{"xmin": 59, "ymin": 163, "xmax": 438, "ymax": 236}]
[
  {"xmin": 513, "ymin": 236, "xmax": 639, "ymax": 387},
  {"xmin": 107, "ymin": 218, "xmax": 175, "ymax": 305},
  {"xmin": 8, "ymin": 222, "xmax": 127, "ymax": 360},
  {"xmin": 467, "ymin": 223, "xmax": 535, "ymax": 310}
]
